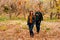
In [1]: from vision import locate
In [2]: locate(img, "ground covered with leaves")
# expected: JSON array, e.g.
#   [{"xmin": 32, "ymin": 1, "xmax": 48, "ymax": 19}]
[{"xmin": 0, "ymin": 20, "xmax": 60, "ymax": 40}]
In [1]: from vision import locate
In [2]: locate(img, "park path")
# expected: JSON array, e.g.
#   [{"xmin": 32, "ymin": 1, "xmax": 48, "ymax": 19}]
[{"xmin": 0, "ymin": 20, "xmax": 60, "ymax": 40}]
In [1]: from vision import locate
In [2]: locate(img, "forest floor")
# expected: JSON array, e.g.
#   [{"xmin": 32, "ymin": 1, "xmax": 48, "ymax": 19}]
[{"xmin": 0, "ymin": 20, "xmax": 60, "ymax": 40}]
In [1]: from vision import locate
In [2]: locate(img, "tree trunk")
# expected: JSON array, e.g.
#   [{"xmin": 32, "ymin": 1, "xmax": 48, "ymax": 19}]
[
  {"xmin": 57, "ymin": 13, "xmax": 60, "ymax": 19},
  {"xmin": 50, "ymin": 13, "xmax": 53, "ymax": 19}
]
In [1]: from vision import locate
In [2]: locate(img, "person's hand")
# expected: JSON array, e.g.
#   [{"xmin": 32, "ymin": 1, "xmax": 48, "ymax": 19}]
[
  {"xmin": 42, "ymin": 19, "xmax": 43, "ymax": 21},
  {"xmin": 38, "ymin": 21, "xmax": 40, "ymax": 23}
]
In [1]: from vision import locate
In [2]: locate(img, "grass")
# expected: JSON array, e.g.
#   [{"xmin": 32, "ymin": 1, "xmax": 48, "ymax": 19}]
[
  {"xmin": 0, "ymin": 15, "xmax": 60, "ymax": 23},
  {"xmin": 44, "ymin": 17, "xmax": 60, "ymax": 22},
  {"xmin": 0, "ymin": 16, "xmax": 26, "ymax": 22},
  {"xmin": 0, "ymin": 16, "xmax": 9, "ymax": 22}
]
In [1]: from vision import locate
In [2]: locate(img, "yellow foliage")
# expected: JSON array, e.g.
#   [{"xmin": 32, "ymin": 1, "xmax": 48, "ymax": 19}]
[{"xmin": 0, "ymin": 26, "xmax": 8, "ymax": 31}]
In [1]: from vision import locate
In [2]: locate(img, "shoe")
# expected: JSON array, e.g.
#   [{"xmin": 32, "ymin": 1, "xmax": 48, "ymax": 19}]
[
  {"xmin": 30, "ymin": 33, "xmax": 34, "ymax": 37},
  {"xmin": 37, "ymin": 31, "xmax": 39, "ymax": 34}
]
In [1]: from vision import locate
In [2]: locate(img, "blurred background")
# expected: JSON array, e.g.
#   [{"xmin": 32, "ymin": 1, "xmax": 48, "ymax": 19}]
[{"xmin": 0, "ymin": 0, "xmax": 60, "ymax": 21}]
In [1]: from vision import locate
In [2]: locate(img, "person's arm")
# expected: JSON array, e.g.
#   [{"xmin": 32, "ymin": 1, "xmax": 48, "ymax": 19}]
[
  {"xmin": 39, "ymin": 12, "xmax": 43, "ymax": 21},
  {"xmin": 41, "ymin": 13, "xmax": 43, "ymax": 21},
  {"xmin": 33, "ymin": 15, "xmax": 36, "ymax": 23},
  {"xmin": 27, "ymin": 16, "xmax": 29, "ymax": 25}
]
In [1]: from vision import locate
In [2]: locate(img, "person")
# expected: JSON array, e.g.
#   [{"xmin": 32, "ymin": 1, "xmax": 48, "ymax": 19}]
[
  {"xmin": 35, "ymin": 9, "xmax": 43, "ymax": 34},
  {"xmin": 27, "ymin": 11, "xmax": 35, "ymax": 37}
]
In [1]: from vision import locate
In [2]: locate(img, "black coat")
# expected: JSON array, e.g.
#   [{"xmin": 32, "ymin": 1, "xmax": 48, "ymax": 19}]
[
  {"xmin": 35, "ymin": 11, "xmax": 43, "ymax": 21},
  {"xmin": 27, "ymin": 15, "xmax": 35, "ymax": 25}
]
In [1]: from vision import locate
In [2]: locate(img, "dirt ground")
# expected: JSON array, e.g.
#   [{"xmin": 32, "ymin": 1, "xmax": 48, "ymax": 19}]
[{"xmin": 0, "ymin": 20, "xmax": 60, "ymax": 40}]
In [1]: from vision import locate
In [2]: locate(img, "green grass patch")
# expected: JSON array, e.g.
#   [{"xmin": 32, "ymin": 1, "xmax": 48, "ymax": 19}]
[
  {"xmin": 0, "ymin": 15, "xmax": 27, "ymax": 22},
  {"xmin": 0, "ymin": 16, "xmax": 9, "ymax": 21}
]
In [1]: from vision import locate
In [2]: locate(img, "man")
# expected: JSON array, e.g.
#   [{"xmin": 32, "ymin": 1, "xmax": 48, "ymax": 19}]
[{"xmin": 35, "ymin": 9, "xmax": 43, "ymax": 33}]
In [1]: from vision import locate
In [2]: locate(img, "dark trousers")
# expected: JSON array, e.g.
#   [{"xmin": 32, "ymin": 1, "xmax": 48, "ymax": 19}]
[
  {"xmin": 28, "ymin": 23, "xmax": 34, "ymax": 36},
  {"xmin": 36, "ymin": 21, "xmax": 41, "ymax": 33}
]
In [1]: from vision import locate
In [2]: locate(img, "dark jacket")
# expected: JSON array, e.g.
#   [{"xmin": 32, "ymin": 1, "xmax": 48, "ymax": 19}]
[
  {"xmin": 35, "ymin": 11, "xmax": 43, "ymax": 21},
  {"xmin": 27, "ymin": 15, "xmax": 35, "ymax": 25}
]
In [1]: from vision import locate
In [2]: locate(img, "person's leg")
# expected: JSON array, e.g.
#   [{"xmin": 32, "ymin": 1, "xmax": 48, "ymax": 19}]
[
  {"xmin": 36, "ymin": 22, "xmax": 40, "ymax": 33},
  {"xmin": 29, "ymin": 24, "xmax": 34, "ymax": 37}
]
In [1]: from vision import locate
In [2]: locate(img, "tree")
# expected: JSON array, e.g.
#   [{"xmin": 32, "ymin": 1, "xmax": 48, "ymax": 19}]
[{"xmin": 3, "ymin": 4, "xmax": 12, "ymax": 19}]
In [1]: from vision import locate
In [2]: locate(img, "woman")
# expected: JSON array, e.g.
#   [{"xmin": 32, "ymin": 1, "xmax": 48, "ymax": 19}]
[{"xmin": 27, "ymin": 11, "xmax": 35, "ymax": 37}]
